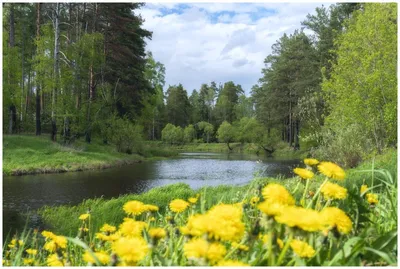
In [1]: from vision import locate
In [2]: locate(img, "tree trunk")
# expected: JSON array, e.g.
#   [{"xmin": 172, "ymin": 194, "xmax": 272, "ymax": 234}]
[
  {"xmin": 294, "ymin": 119, "xmax": 300, "ymax": 150},
  {"xmin": 51, "ymin": 3, "xmax": 61, "ymax": 141},
  {"xmin": 8, "ymin": 5, "xmax": 16, "ymax": 134},
  {"xmin": 35, "ymin": 3, "xmax": 42, "ymax": 136},
  {"xmin": 227, "ymin": 142, "xmax": 233, "ymax": 151}
]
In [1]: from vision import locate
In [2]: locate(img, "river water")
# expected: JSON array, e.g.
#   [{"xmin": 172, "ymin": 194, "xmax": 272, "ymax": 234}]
[{"xmin": 3, "ymin": 152, "xmax": 300, "ymax": 237}]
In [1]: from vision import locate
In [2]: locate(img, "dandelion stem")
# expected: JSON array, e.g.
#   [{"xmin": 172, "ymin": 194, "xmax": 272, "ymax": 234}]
[{"xmin": 307, "ymin": 177, "xmax": 329, "ymax": 209}]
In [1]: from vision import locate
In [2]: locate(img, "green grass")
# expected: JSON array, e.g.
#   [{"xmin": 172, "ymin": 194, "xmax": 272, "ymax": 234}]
[{"xmin": 3, "ymin": 135, "xmax": 163, "ymax": 176}]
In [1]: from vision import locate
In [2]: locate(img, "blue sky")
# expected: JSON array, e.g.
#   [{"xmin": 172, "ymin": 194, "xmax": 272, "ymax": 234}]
[{"xmin": 139, "ymin": 2, "xmax": 330, "ymax": 95}]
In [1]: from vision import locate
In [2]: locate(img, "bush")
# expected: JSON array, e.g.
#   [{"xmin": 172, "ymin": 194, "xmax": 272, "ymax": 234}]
[
  {"xmin": 108, "ymin": 117, "xmax": 144, "ymax": 154},
  {"xmin": 161, "ymin": 123, "xmax": 184, "ymax": 145}
]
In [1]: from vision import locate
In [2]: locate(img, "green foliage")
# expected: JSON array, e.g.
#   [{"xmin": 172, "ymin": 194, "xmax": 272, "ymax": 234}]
[
  {"xmin": 107, "ymin": 117, "xmax": 144, "ymax": 154},
  {"xmin": 183, "ymin": 124, "xmax": 196, "ymax": 143},
  {"xmin": 161, "ymin": 123, "xmax": 184, "ymax": 145},
  {"xmin": 197, "ymin": 121, "xmax": 214, "ymax": 143},
  {"xmin": 165, "ymin": 84, "xmax": 191, "ymax": 127},
  {"xmin": 321, "ymin": 3, "xmax": 397, "ymax": 157},
  {"xmin": 216, "ymin": 121, "xmax": 236, "ymax": 149}
]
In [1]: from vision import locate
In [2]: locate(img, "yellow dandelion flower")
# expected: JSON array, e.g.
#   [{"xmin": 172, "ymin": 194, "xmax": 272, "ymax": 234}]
[
  {"xmin": 119, "ymin": 218, "xmax": 147, "ymax": 238},
  {"xmin": 42, "ymin": 231, "xmax": 56, "ymax": 239},
  {"xmin": 258, "ymin": 201, "xmax": 287, "ymax": 217},
  {"xmin": 26, "ymin": 249, "xmax": 38, "ymax": 255},
  {"xmin": 144, "ymin": 204, "xmax": 159, "ymax": 212},
  {"xmin": 207, "ymin": 242, "xmax": 227, "ymax": 263},
  {"xmin": 250, "ymin": 196, "xmax": 260, "ymax": 206},
  {"xmin": 232, "ymin": 242, "xmax": 249, "ymax": 251},
  {"xmin": 148, "ymin": 228, "xmax": 166, "ymax": 240},
  {"xmin": 320, "ymin": 207, "xmax": 352, "ymax": 234},
  {"xmin": 320, "ymin": 181, "xmax": 348, "ymax": 200},
  {"xmin": 290, "ymin": 239, "xmax": 315, "ymax": 258},
  {"xmin": 100, "ymin": 224, "xmax": 116, "ymax": 233},
  {"xmin": 8, "ymin": 239, "xmax": 16, "ymax": 249},
  {"xmin": 294, "ymin": 168, "xmax": 314, "ymax": 180},
  {"xmin": 123, "ymin": 200, "xmax": 146, "ymax": 216},
  {"xmin": 217, "ymin": 260, "xmax": 250, "ymax": 266},
  {"xmin": 47, "ymin": 254, "xmax": 64, "ymax": 266},
  {"xmin": 304, "ymin": 158, "xmax": 319, "ymax": 166},
  {"xmin": 53, "ymin": 235, "xmax": 67, "ymax": 249},
  {"xmin": 277, "ymin": 238, "xmax": 284, "ymax": 249},
  {"xmin": 275, "ymin": 206, "xmax": 323, "ymax": 232},
  {"xmin": 366, "ymin": 193, "xmax": 378, "ymax": 205},
  {"xmin": 112, "ymin": 237, "xmax": 149, "ymax": 264},
  {"xmin": 79, "ymin": 227, "xmax": 89, "ymax": 232},
  {"xmin": 261, "ymin": 183, "xmax": 295, "ymax": 205},
  {"xmin": 23, "ymin": 258, "xmax": 35, "ymax": 265},
  {"xmin": 169, "ymin": 199, "xmax": 190, "ymax": 213},
  {"xmin": 96, "ymin": 232, "xmax": 120, "ymax": 242},
  {"xmin": 83, "ymin": 250, "xmax": 110, "ymax": 265},
  {"xmin": 79, "ymin": 213, "xmax": 90, "ymax": 221},
  {"xmin": 149, "ymin": 217, "xmax": 156, "ymax": 221},
  {"xmin": 360, "ymin": 184, "xmax": 368, "ymax": 195},
  {"xmin": 18, "ymin": 240, "xmax": 24, "ymax": 246},
  {"xmin": 183, "ymin": 237, "xmax": 209, "ymax": 259},
  {"xmin": 318, "ymin": 162, "xmax": 346, "ymax": 180},
  {"xmin": 44, "ymin": 241, "xmax": 57, "ymax": 252},
  {"xmin": 188, "ymin": 197, "xmax": 198, "ymax": 204}
]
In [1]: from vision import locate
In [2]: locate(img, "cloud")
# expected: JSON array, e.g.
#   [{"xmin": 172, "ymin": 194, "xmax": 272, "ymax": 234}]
[{"xmin": 139, "ymin": 2, "xmax": 330, "ymax": 95}]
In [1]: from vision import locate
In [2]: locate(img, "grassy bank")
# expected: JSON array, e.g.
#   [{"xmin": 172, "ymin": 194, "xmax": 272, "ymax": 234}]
[
  {"xmin": 145, "ymin": 141, "xmax": 309, "ymax": 159},
  {"xmin": 4, "ymin": 149, "xmax": 397, "ymax": 266},
  {"xmin": 3, "ymin": 135, "xmax": 177, "ymax": 176}
]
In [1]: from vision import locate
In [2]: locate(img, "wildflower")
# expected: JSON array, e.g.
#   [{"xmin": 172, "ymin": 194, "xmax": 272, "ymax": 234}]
[
  {"xmin": 44, "ymin": 241, "xmax": 57, "ymax": 252},
  {"xmin": 47, "ymin": 254, "xmax": 64, "ymax": 266},
  {"xmin": 257, "ymin": 201, "xmax": 286, "ymax": 217},
  {"xmin": 79, "ymin": 227, "xmax": 89, "ymax": 232},
  {"xmin": 277, "ymin": 238, "xmax": 284, "ymax": 249},
  {"xmin": 294, "ymin": 168, "xmax": 314, "ymax": 180},
  {"xmin": 217, "ymin": 260, "xmax": 250, "ymax": 266},
  {"xmin": 23, "ymin": 258, "xmax": 35, "ymax": 265},
  {"xmin": 320, "ymin": 207, "xmax": 352, "ymax": 234},
  {"xmin": 366, "ymin": 193, "xmax": 378, "ymax": 205},
  {"xmin": 148, "ymin": 228, "xmax": 166, "ymax": 240},
  {"xmin": 169, "ymin": 199, "xmax": 190, "ymax": 213},
  {"xmin": 290, "ymin": 239, "xmax": 315, "ymax": 258},
  {"xmin": 79, "ymin": 213, "xmax": 90, "ymax": 221},
  {"xmin": 250, "ymin": 196, "xmax": 260, "ymax": 206},
  {"xmin": 320, "ymin": 181, "xmax": 348, "ymax": 200},
  {"xmin": 7, "ymin": 239, "xmax": 16, "ymax": 249},
  {"xmin": 42, "ymin": 231, "xmax": 56, "ymax": 239},
  {"xmin": 123, "ymin": 200, "xmax": 146, "ymax": 216},
  {"xmin": 83, "ymin": 250, "xmax": 110, "ymax": 265},
  {"xmin": 18, "ymin": 240, "xmax": 24, "ymax": 246},
  {"xmin": 144, "ymin": 204, "xmax": 159, "ymax": 212},
  {"xmin": 275, "ymin": 206, "xmax": 323, "ymax": 232},
  {"xmin": 112, "ymin": 237, "xmax": 149, "ymax": 264},
  {"xmin": 188, "ymin": 197, "xmax": 198, "ymax": 204},
  {"xmin": 149, "ymin": 217, "xmax": 156, "ymax": 221},
  {"xmin": 119, "ymin": 218, "xmax": 147, "ymax": 238},
  {"xmin": 184, "ymin": 237, "xmax": 209, "ymax": 259},
  {"xmin": 100, "ymin": 224, "xmax": 116, "ymax": 233},
  {"xmin": 360, "ymin": 184, "xmax": 368, "ymax": 195},
  {"xmin": 207, "ymin": 242, "xmax": 227, "ymax": 263},
  {"xmin": 261, "ymin": 183, "xmax": 295, "ymax": 205},
  {"xmin": 304, "ymin": 158, "xmax": 319, "ymax": 166},
  {"xmin": 26, "ymin": 249, "xmax": 38, "ymax": 255},
  {"xmin": 232, "ymin": 242, "xmax": 249, "ymax": 251},
  {"xmin": 96, "ymin": 232, "xmax": 120, "ymax": 242},
  {"xmin": 206, "ymin": 204, "xmax": 245, "ymax": 241},
  {"xmin": 53, "ymin": 235, "xmax": 67, "ymax": 249},
  {"xmin": 318, "ymin": 162, "xmax": 346, "ymax": 180}
]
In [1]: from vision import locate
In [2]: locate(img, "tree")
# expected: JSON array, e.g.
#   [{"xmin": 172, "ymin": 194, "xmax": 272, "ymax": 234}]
[
  {"xmin": 165, "ymin": 84, "xmax": 191, "ymax": 127},
  {"xmin": 197, "ymin": 121, "xmax": 214, "ymax": 143},
  {"xmin": 321, "ymin": 3, "xmax": 397, "ymax": 154},
  {"xmin": 215, "ymin": 81, "xmax": 244, "ymax": 125},
  {"xmin": 217, "ymin": 121, "xmax": 236, "ymax": 150},
  {"xmin": 184, "ymin": 124, "xmax": 196, "ymax": 143},
  {"xmin": 162, "ymin": 123, "xmax": 183, "ymax": 145}
]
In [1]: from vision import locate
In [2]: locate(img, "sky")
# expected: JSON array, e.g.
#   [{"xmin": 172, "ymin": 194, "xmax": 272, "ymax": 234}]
[{"xmin": 137, "ymin": 2, "xmax": 331, "ymax": 96}]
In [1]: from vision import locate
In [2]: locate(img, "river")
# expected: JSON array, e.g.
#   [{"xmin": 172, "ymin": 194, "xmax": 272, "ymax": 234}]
[{"xmin": 3, "ymin": 152, "xmax": 300, "ymax": 237}]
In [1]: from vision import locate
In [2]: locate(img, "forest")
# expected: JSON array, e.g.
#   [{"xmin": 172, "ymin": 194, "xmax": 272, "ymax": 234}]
[
  {"xmin": 3, "ymin": 2, "xmax": 397, "ymax": 168},
  {"xmin": 2, "ymin": 2, "xmax": 398, "ymax": 267}
]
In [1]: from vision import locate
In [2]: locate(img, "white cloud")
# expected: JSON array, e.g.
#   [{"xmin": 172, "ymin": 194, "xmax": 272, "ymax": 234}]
[{"xmin": 139, "ymin": 2, "xmax": 330, "ymax": 95}]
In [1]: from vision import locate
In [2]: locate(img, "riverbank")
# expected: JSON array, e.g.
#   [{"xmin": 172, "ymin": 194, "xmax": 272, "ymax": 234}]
[
  {"xmin": 145, "ymin": 141, "xmax": 310, "ymax": 159},
  {"xmin": 3, "ymin": 135, "xmax": 178, "ymax": 176}
]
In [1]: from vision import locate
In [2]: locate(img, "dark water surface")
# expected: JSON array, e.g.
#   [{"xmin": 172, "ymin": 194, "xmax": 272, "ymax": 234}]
[{"xmin": 3, "ymin": 152, "xmax": 300, "ymax": 237}]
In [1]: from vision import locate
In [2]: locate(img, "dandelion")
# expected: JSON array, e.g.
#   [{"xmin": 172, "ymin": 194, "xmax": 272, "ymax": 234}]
[
  {"xmin": 149, "ymin": 217, "xmax": 156, "ymax": 222},
  {"xmin": 144, "ymin": 204, "xmax": 159, "ymax": 212},
  {"xmin": 294, "ymin": 168, "xmax": 314, "ymax": 180},
  {"xmin": 42, "ymin": 231, "xmax": 56, "ymax": 239},
  {"xmin": 207, "ymin": 242, "xmax": 227, "ymax": 263},
  {"xmin": 169, "ymin": 199, "xmax": 190, "ymax": 213},
  {"xmin": 277, "ymin": 238, "xmax": 284, "ymax": 249},
  {"xmin": 44, "ymin": 241, "xmax": 57, "ymax": 252},
  {"xmin": 320, "ymin": 181, "xmax": 348, "ymax": 200},
  {"xmin": 123, "ymin": 200, "xmax": 146, "ymax": 216},
  {"xmin": 7, "ymin": 239, "xmax": 16, "ymax": 249},
  {"xmin": 188, "ymin": 197, "xmax": 198, "ymax": 204},
  {"xmin": 96, "ymin": 232, "xmax": 120, "ymax": 242},
  {"xmin": 360, "ymin": 184, "xmax": 368, "ymax": 195},
  {"xmin": 184, "ymin": 237, "xmax": 209, "ymax": 259},
  {"xmin": 79, "ymin": 227, "xmax": 89, "ymax": 232},
  {"xmin": 217, "ymin": 260, "xmax": 250, "ymax": 266},
  {"xmin": 79, "ymin": 213, "xmax": 90, "ymax": 221},
  {"xmin": 261, "ymin": 183, "xmax": 295, "ymax": 205},
  {"xmin": 148, "ymin": 228, "xmax": 167, "ymax": 240},
  {"xmin": 290, "ymin": 239, "xmax": 315, "ymax": 258},
  {"xmin": 100, "ymin": 224, "xmax": 116, "ymax": 233},
  {"xmin": 275, "ymin": 206, "xmax": 323, "ymax": 232},
  {"xmin": 26, "ymin": 249, "xmax": 38, "ymax": 255},
  {"xmin": 119, "ymin": 218, "xmax": 147, "ymax": 238},
  {"xmin": 318, "ymin": 162, "xmax": 346, "ymax": 180},
  {"xmin": 366, "ymin": 193, "xmax": 378, "ymax": 205},
  {"xmin": 83, "ymin": 250, "xmax": 110, "ymax": 265},
  {"xmin": 257, "ymin": 201, "xmax": 286, "ymax": 217},
  {"xmin": 112, "ymin": 237, "xmax": 149, "ymax": 264},
  {"xmin": 320, "ymin": 207, "xmax": 352, "ymax": 234},
  {"xmin": 304, "ymin": 158, "xmax": 319, "ymax": 166},
  {"xmin": 47, "ymin": 254, "xmax": 64, "ymax": 266},
  {"xmin": 232, "ymin": 242, "xmax": 249, "ymax": 251},
  {"xmin": 23, "ymin": 258, "xmax": 35, "ymax": 265}
]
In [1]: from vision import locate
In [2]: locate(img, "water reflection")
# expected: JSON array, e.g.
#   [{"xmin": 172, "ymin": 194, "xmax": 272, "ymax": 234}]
[{"xmin": 3, "ymin": 152, "xmax": 300, "ymax": 236}]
